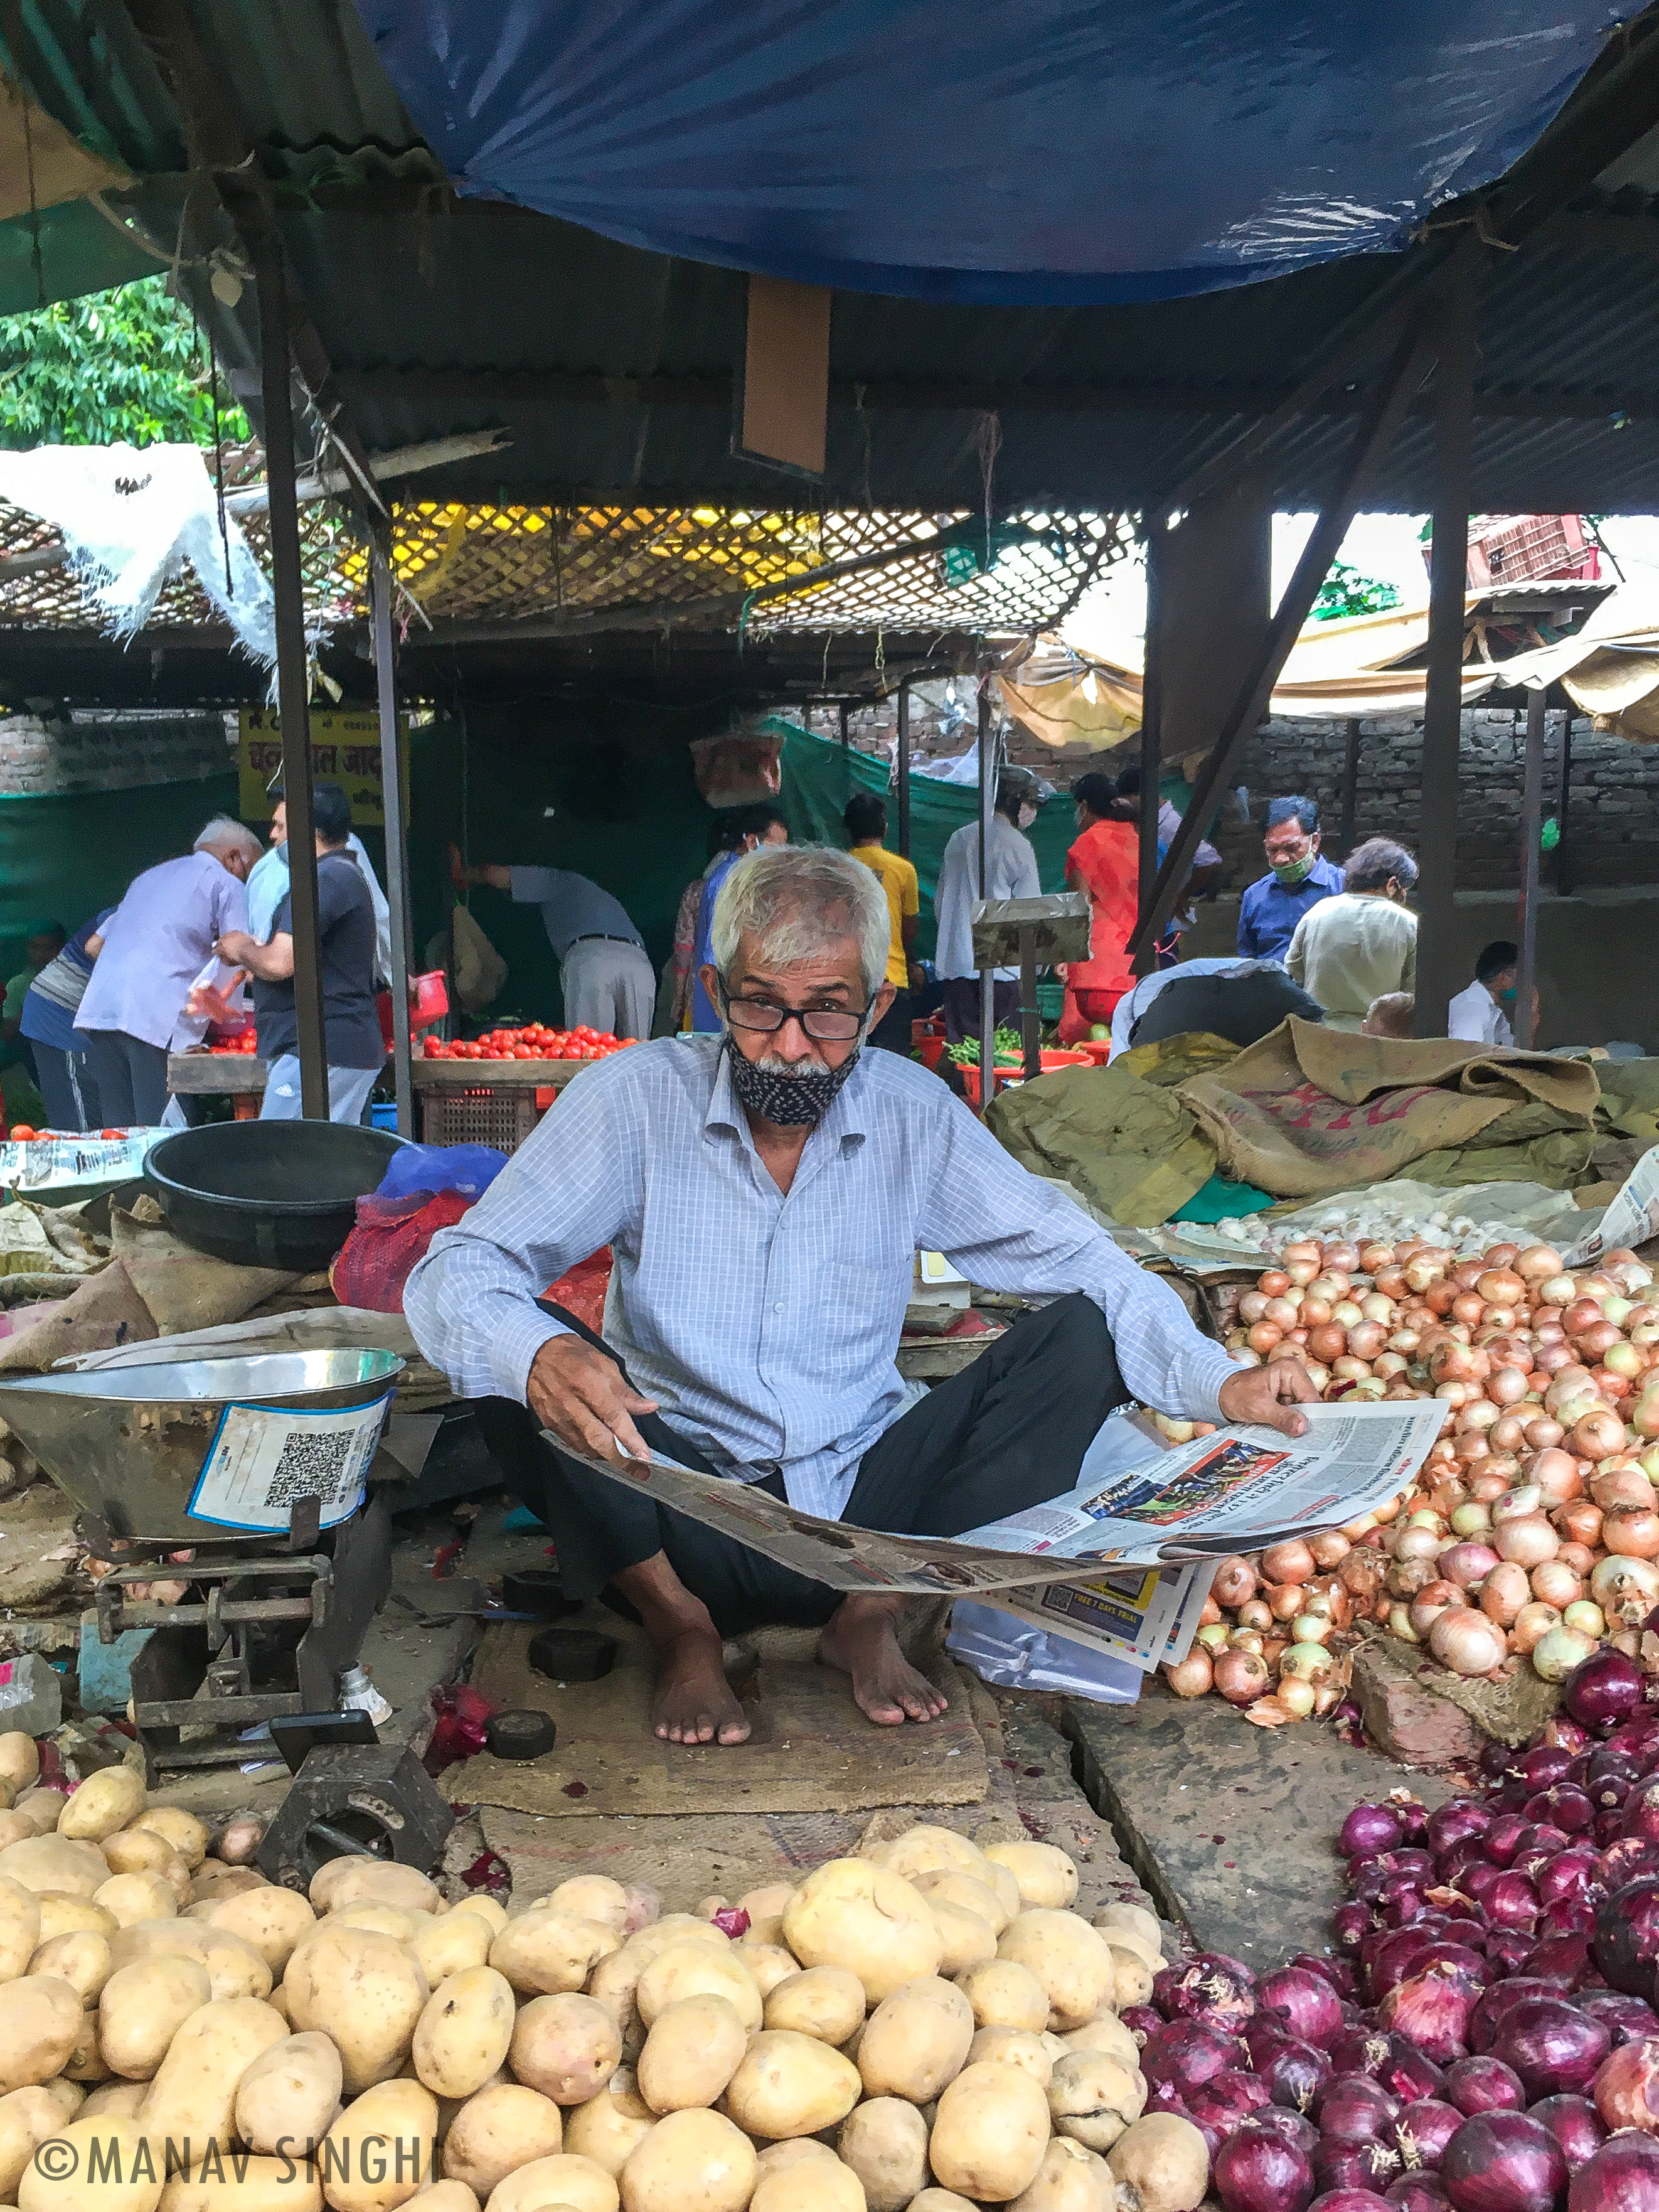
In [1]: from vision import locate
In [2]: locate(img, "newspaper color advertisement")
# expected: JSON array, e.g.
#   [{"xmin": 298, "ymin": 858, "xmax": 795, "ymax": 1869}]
[{"xmin": 564, "ymin": 1398, "xmax": 1446, "ymax": 1598}]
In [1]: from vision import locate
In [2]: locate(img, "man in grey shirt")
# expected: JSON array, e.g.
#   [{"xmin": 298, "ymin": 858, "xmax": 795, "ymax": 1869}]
[{"xmin": 452, "ymin": 847, "xmax": 655, "ymax": 1037}]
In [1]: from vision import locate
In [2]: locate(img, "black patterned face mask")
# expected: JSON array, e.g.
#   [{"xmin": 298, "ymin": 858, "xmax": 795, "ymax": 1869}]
[{"xmin": 723, "ymin": 1038, "xmax": 863, "ymax": 1125}]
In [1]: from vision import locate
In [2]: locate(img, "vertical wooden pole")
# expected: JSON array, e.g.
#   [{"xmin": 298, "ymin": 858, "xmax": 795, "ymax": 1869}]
[
  {"xmin": 895, "ymin": 680, "xmax": 912, "ymax": 858},
  {"xmin": 977, "ymin": 680, "xmax": 996, "ymax": 1110},
  {"xmin": 1414, "ymin": 287, "xmax": 1476, "ymax": 1039},
  {"xmin": 1340, "ymin": 717, "xmax": 1362, "ymax": 855},
  {"xmin": 838, "ymin": 702, "xmax": 849, "ymax": 749},
  {"xmin": 253, "ymin": 222, "xmax": 327, "ymax": 1119},
  {"xmin": 1018, "ymin": 924, "xmax": 1039, "ymax": 1081},
  {"xmin": 1555, "ymin": 717, "xmax": 1574, "ymax": 895},
  {"xmin": 371, "ymin": 538, "xmax": 414, "ymax": 1134},
  {"xmin": 1135, "ymin": 523, "xmax": 1164, "ymax": 976},
  {"xmin": 1515, "ymin": 688, "xmax": 1546, "ymax": 1051}
]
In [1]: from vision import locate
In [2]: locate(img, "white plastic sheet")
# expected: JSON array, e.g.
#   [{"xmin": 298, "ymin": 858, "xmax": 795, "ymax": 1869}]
[{"xmin": 0, "ymin": 444, "xmax": 276, "ymax": 674}]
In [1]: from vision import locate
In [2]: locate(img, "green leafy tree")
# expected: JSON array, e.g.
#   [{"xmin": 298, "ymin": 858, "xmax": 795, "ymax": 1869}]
[
  {"xmin": 1313, "ymin": 559, "xmax": 1402, "ymax": 622},
  {"xmin": 0, "ymin": 275, "xmax": 249, "ymax": 449}
]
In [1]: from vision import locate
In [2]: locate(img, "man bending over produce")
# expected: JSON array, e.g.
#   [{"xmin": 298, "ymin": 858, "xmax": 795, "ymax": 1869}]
[{"xmin": 405, "ymin": 845, "xmax": 1312, "ymax": 1748}]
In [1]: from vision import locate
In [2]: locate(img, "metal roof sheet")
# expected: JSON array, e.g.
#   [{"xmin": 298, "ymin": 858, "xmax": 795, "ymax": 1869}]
[{"xmin": 8, "ymin": 0, "xmax": 1659, "ymax": 511}]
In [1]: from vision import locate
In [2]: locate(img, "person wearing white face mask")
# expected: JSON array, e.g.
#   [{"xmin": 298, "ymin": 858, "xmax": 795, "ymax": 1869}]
[{"xmin": 932, "ymin": 769, "xmax": 1042, "ymax": 1043}]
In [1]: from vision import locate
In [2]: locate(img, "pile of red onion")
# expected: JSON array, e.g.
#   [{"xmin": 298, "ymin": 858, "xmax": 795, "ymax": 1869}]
[{"xmin": 1137, "ymin": 1645, "xmax": 1659, "ymax": 2211}]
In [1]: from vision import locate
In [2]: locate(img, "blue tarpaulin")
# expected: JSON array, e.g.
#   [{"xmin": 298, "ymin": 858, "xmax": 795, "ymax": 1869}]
[{"xmin": 354, "ymin": 1, "xmax": 1636, "ymax": 305}]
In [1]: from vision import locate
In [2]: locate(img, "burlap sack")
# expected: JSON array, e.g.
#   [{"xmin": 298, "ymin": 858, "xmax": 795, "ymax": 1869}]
[
  {"xmin": 0, "ymin": 1257, "xmax": 157, "ymax": 1372},
  {"xmin": 985, "ymin": 1060, "xmax": 1216, "ymax": 1226},
  {"xmin": 1175, "ymin": 1018, "xmax": 1600, "ymax": 1200},
  {"xmin": 108, "ymin": 1196, "xmax": 297, "ymax": 1336}
]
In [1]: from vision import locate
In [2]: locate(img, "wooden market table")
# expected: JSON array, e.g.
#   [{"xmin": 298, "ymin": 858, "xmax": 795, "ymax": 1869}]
[
  {"xmin": 169, "ymin": 1050, "xmax": 594, "ymax": 1148},
  {"xmin": 167, "ymin": 1052, "xmax": 267, "ymax": 1113}
]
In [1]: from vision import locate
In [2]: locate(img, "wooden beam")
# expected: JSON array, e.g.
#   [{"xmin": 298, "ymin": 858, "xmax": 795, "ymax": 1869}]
[
  {"xmin": 1515, "ymin": 690, "xmax": 1546, "ymax": 1050},
  {"xmin": 1128, "ymin": 318, "xmax": 1438, "ymax": 961},
  {"xmin": 978, "ymin": 680, "xmax": 996, "ymax": 1111},
  {"xmin": 1339, "ymin": 719, "xmax": 1362, "ymax": 855},
  {"xmin": 253, "ymin": 225, "xmax": 328, "ymax": 1122},
  {"xmin": 895, "ymin": 681, "xmax": 912, "ymax": 859},
  {"xmin": 1414, "ymin": 285, "xmax": 1478, "ymax": 1041},
  {"xmin": 371, "ymin": 538, "xmax": 414, "ymax": 1137},
  {"xmin": 333, "ymin": 363, "xmax": 1659, "ymax": 425}
]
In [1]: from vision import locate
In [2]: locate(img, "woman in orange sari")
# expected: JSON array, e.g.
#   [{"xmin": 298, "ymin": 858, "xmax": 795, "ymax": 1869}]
[{"xmin": 1059, "ymin": 772, "xmax": 1139, "ymax": 1044}]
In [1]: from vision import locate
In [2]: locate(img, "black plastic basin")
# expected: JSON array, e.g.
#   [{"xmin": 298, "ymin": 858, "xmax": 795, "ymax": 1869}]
[{"xmin": 146, "ymin": 1119, "xmax": 408, "ymax": 1272}]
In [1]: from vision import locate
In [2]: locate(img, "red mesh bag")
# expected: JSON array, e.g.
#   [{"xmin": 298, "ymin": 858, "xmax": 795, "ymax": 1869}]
[
  {"xmin": 329, "ymin": 1189, "xmax": 474, "ymax": 1313},
  {"xmin": 545, "ymin": 1248, "xmax": 613, "ymax": 1332}
]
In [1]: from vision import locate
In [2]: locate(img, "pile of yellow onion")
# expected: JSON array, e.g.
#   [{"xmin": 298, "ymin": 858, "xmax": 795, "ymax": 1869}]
[{"xmin": 1161, "ymin": 1234, "xmax": 1659, "ymax": 1721}]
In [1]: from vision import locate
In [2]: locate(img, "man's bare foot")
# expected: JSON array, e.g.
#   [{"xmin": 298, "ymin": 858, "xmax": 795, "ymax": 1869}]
[
  {"xmin": 651, "ymin": 1626, "xmax": 751, "ymax": 1746},
  {"xmin": 819, "ymin": 1596, "xmax": 949, "ymax": 1727}
]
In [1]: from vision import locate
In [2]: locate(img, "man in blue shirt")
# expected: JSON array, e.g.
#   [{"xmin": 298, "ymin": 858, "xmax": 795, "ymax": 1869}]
[{"xmin": 1237, "ymin": 796, "xmax": 1345, "ymax": 962}]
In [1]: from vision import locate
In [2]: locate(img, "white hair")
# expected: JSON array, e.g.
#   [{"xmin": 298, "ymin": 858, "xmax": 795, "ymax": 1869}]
[
  {"xmin": 710, "ymin": 843, "xmax": 890, "ymax": 999},
  {"xmin": 193, "ymin": 815, "xmax": 262, "ymax": 863}
]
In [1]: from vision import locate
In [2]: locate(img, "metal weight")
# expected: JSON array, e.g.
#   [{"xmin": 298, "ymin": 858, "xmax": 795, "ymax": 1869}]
[{"xmin": 255, "ymin": 1741, "xmax": 454, "ymax": 1890}]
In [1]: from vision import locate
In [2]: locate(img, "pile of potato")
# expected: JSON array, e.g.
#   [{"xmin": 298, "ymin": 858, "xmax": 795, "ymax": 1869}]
[{"xmin": 0, "ymin": 1742, "xmax": 1209, "ymax": 2212}]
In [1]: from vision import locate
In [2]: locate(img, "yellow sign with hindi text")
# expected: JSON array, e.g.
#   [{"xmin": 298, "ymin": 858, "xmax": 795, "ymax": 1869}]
[{"xmin": 237, "ymin": 707, "xmax": 408, "ymax": 829}]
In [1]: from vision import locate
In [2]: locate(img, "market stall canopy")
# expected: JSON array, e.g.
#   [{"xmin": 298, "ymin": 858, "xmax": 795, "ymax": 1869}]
[
  {"xmin": 11, "ymin": 3, "xmax": 1659, "ymax": 513},
  {"xmin": 997, "ymin": 579, "xmax": 1618, "ymax": 750},
  {"xmin": 1495, "ymin": 577, "xmax": 1659, "ymax": 735},
  {"xmin": 356, "ymin": 0, "xmax": 1640, "ymax": 306}
]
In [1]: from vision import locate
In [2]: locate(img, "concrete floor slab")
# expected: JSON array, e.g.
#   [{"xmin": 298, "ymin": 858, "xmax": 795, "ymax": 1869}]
[{"xmin": 1065, "ymin": 1686, "xmax": 1456, "ymax": 1969}]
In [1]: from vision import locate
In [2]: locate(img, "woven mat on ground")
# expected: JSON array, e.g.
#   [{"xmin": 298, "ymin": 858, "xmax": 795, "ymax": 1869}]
[
  {"xmin": 478, "ymin": 1677, "xmax": 1151, "ymax": 1921},
  {"xmin": 477, "ymin": 1672, "xmax": 1159, "ymax": 1920},
  {"xmin": 985, "ymin": 1058, "xmax": 1216, "ymax": 1226},
  {"xmin": 1176, "ymin": 1018, "xmax": 1600, "ymax": 1200},
  {"xmin": 452, "ymin": 1614, "xmax": 990, "ymax": 1819}
]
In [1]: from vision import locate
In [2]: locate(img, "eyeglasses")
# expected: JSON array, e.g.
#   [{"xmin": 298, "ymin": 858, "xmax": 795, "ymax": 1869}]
[{"xmin": 720, "ymin": 990, "xmax": 870, "ymax": 1042}]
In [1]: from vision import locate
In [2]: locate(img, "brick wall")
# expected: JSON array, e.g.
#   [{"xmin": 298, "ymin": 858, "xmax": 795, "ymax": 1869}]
[{"xmin": 0, "ymin": 711, "xmax": 236, "ymax": 796}]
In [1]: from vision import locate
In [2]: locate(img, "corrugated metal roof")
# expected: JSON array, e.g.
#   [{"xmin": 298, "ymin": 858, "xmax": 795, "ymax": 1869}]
[{"xmin": 8, "ymin": 0, "xmax": 1659, "ymax": 511}]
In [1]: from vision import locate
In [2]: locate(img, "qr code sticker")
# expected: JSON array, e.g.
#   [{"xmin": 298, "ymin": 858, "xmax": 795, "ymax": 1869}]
[{"xmin": 264, "ymin": 1428, "xmax": 360, "ymax": 1508}]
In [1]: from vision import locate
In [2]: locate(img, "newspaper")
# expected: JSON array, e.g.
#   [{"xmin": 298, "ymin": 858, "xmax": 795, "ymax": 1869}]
[
  {"xmin": 1566, "ymin": 1143, "xmax": 1659, "ymax": 1268},
  {"xmin": 569, "ymin": 1397, "xmax": 1446, "ymax": 1598},
  {"xmin": 0, "ymin": 1128, "xmax": 168, "ymax": 1193},
  {"xmin": 989, "ymin": 1561, "xmax": 1219, "ymax": 1673}
]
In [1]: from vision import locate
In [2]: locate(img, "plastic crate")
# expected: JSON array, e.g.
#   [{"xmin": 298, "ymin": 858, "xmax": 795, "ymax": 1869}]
[
  {"xmin": 420, "ymin": 1082, "xmax": 545, "ymax": 1153},
  {"xmin": 1037, "ymin": 981, "xmax": 1065, "ymax": 1023}
]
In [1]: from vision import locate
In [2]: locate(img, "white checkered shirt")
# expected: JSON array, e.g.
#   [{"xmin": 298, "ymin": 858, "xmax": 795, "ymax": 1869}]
[{"xmin": 403, "ymin": 1035, "xmax": 1238, "ymax": 1519}]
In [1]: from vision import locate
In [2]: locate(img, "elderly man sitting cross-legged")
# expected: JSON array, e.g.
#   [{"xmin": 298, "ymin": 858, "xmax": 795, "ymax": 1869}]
[{"xmin": 405, "ymin": 845, "xmax": 1313, "ymax": 1748}]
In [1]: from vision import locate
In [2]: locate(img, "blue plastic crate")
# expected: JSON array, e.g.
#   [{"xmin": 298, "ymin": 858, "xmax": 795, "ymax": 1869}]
[{"xmin": 370, "ymin": 1101, "xmax": 400, "ymax": 1131}]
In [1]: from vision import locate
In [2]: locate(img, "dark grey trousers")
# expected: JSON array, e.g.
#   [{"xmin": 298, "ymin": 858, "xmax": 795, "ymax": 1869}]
[
  {"xmin": 81, "ymin": 1030, "xmax": 169, "ymax": 1125},
  {"xmin": 31, "ymin": 1044, "xmax": 100, "ymax": 1133},
  {"xmin": 477, "ymin": 1292, "xmax": 1128, "ymax": 1637}
]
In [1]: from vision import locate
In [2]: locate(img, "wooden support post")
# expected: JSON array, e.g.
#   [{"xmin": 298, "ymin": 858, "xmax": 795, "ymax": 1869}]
[
  {"xmin": 252, "ymin": 221, "xmax": 327, "ymax": 1120},
  {"xmin": 1555, "ymin": 716, "xmax": 1574, "ymax": 895},
  {"xmin": 895, "ymin": 681, "xmax": 912, "ymax": 858},
  {"xmin": 1515, "ymin": 688, "xmax": 1546, "ymax": 1051},
  {"xmin": 1018, "ymin": 924, "xmax": 1040, "ymax": 1081},
  {"xmin": 838, "ymin": 701, "xmax": 849, "ymax": 750},
  {"xmin": 1129, "ymin": 318, "xmax": 1434, "ymax": 963},
  {"xmin": 1414, "ymin": 284, "xmax": 1477, "ymax": 1040},
  {"xmin": 978, "ymin": 680, "xmax": 996, "ymax": 1111},
  {"xmin": 1340, "ymin": 718, "xmax": 1362, "ymax": 854},
  {"xmin": 1134, "ymin": 523, "xmax": 1165, "ymax": 977},
  {"xmin": 371, "ymin": 538, "xmax": 414, "ymax": 1135}
]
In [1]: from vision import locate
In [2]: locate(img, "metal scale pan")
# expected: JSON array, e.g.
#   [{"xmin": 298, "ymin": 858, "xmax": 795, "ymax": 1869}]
[{"xmin": 0, "ymin": 1349, "xmax": 403, "ymax": 1546}]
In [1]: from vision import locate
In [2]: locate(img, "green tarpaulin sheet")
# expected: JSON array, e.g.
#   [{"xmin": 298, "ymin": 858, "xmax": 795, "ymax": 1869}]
[{"xmin": 769, "ymin": 717, "xmax": 1075, "ymax": 962}]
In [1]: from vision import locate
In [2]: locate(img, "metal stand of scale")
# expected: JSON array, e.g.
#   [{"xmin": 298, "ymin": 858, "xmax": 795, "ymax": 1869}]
[{"xmin": 87, "ymin": 1490, "xmax": 454, "ymax": 1887}]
